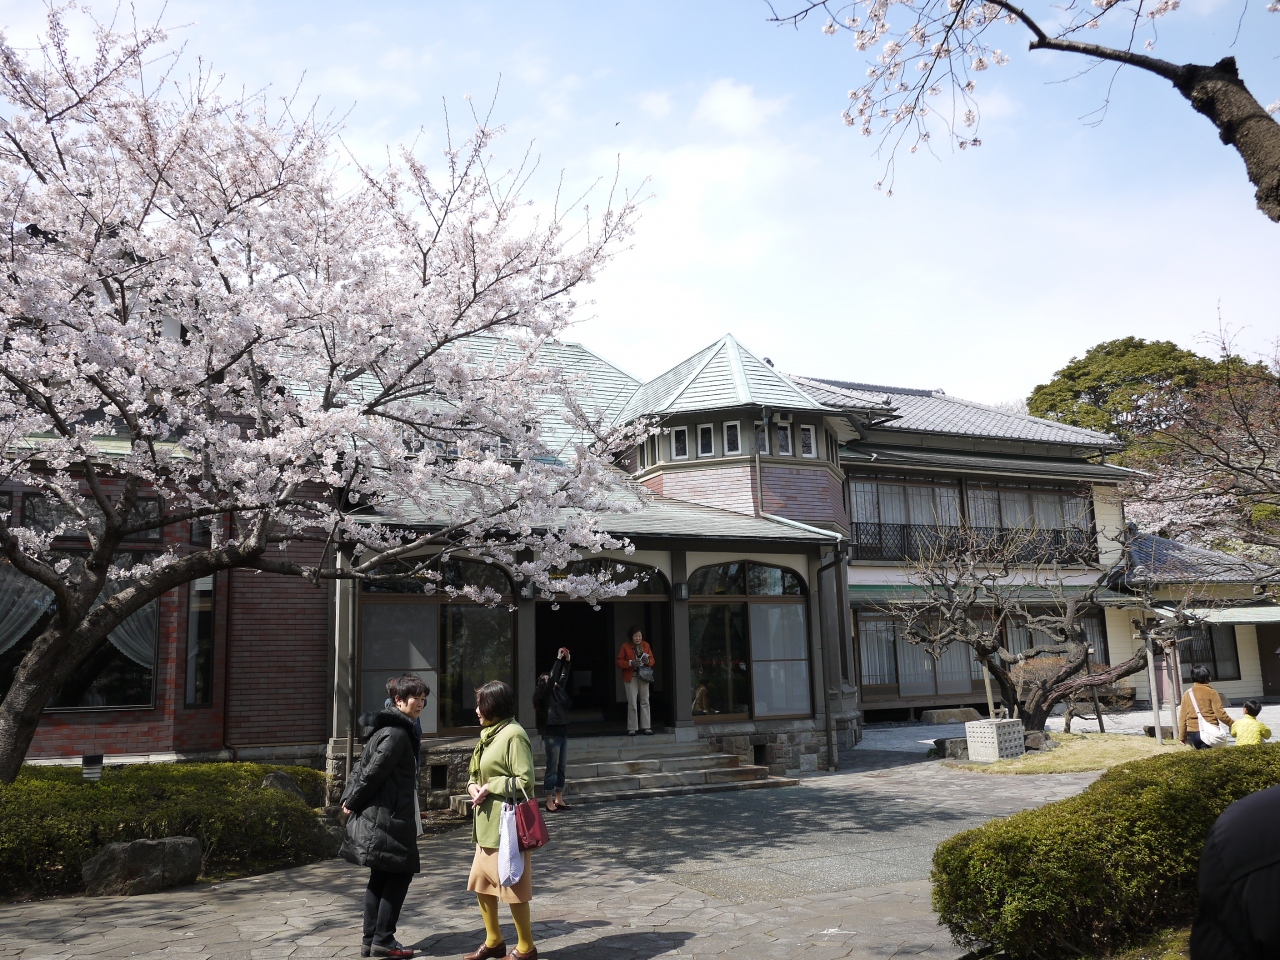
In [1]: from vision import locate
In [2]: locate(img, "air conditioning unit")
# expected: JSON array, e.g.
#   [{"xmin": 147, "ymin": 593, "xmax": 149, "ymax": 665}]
[{"xmin": 775, "ymin": 412, "xmax": 793, "ymax": 424}]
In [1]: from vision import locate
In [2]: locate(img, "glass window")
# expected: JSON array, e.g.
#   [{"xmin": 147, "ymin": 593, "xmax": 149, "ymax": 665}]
[
  {"xmin": 698, "ymin": 424, "xmax": 714, "ymax": 457},
  {"xmin": 22, "ymin": 494, "xmax": 162, "ymax": 541},
  {"xmin": 439, "ymin": 605, "xmax": 513, "ymax": 729},
  {"xmin": 363, "ymin": 557, "xmax": 511, "ymax": 596},
  {"xmin": 724, "ymin": 421, "xmax": 741, "ymax": 455},
  {"xmin": 936, "ymin": 641, "xmax": 972, "ymax": 694},
  {"xmin": 1179, "ymin": 624, "xmax": 1240, "ymax": 682},
  {"xmin": 1033, "ymin": 492, "xmax": 1065, "ymax": 529},
  {"xmin": 689, "ymin": 603, "xmax": 750, "ymax": 717},
  {"xmin": 360, "ymin": 601, "xmax": 438, "ymax": 715},
  {"xmin": 755, "ymin": 421, "xmax": 769, "ymax": 454},
  {"xmin": 896, "ymin": 634, "xmax": 935, "ymax": 696},
  {"xmin": 1000, "ymin": 488, "xmax": 1032, "ymax": 529},
  {"xmin": 857, "ymin": 615, "xmax": 898, "ymax": 685},
  {"xmin": 776, "ymin": 424, "xmax": 792, "ymax": 455},
  {"xmin": 967, "ymin": 486, "xmax": 1001, "ymax": 528},
  {"xmin": 850, "ymin": 482, "xmax": 878, "ymax": 524},
  {"xmin": 185, "ymin": 576, "xmax": 215, "ymax": 706},
  {"xmin": 799, "ymin": 425, "xmax": 816, "ymax": 458},
  {"xmin": 688, "ymin": 562, "xmax": 746, "ymax": 596},
  {"xmin": 749, "ymin": 604, "xmax": 810, "ymax": 717},
  {"xmin": 672, "ymin": 427, "xmax": 689, "ymax": 460},
  {"xmin": 747, "ymin": 564, "xmax": 804, "ymax": 596}
]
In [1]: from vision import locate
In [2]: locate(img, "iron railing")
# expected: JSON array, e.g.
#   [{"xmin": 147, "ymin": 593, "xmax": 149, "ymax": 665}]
[{"xmin": 848, "ymin": 523, "xmax": 1098, "ymax": 564}]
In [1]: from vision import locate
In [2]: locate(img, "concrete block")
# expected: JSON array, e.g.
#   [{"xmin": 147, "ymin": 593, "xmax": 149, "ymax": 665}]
[{"xmin": 965, "ymin": 719, "xmax": 1025, "ymax": 763}]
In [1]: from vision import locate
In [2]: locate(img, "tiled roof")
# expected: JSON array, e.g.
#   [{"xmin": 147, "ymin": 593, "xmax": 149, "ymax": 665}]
[
  {"xmin": 841, "ymin": 444, "xmax": 1137, "ymax": 482},
  {"xmin": 618, "ymin": 335, "xmax": 838, "ymax": 422},
  {"xmin": 808, "ymin": 377, "xmax": 1120, "ymax": 447},
  {"xmin": 1126, "ymin": 534, "xmax": 1276, "ymax": 585},
  {"xmin": 370, "ymin": 487, "xmax": 834, "ymax": 543}
]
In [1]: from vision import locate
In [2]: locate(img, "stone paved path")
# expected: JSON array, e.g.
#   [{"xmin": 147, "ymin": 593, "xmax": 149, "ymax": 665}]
[{"xmin": 0, "ymin": 731, "xmax": 1100, "ymax": 960}]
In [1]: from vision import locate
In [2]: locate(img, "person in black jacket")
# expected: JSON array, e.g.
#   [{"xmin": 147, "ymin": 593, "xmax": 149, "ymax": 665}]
[
  {"xmin": 341, "ymin": 674, "xmax": 428, "ymax": 959},
  {"xmin": 1191, "ymin": 783, "xmax": 1280, "ymax": 959},
  {"xmin": 534, "ymin": 647, "xmax": 572, "ymax": 812}
]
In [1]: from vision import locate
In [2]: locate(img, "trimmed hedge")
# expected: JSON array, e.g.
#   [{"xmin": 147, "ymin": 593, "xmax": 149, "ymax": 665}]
[
  {"xmin": 932, "ymin": 744, "xmax": 1280, "ymax": 960},
  {"xmin": 0, "ymin": 763, "xmax": 331, "ymax": 897}
]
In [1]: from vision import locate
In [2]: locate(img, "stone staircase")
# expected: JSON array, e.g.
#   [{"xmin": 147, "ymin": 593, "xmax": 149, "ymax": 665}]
[{"xmin": 448, "ymin": 733, "xmax": 797, "ymax": 814}]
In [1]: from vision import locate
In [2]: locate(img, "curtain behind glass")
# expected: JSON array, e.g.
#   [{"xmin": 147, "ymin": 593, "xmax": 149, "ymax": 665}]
[
  {"xmin": 93, "ymin": 581, "xmax": 158, "ymax": 668},
  {"xmin": 896, "ymin": 632, "xmax": 935, "ymax": 696},
  {"xmin": 858, "ymin": 617, "xmax": 897, "ymax": 685},
  {"xmin": 936, "ymin": 642, "xmax": 972, "ymax": 694},
  {"xmin": 0, "ymin": 563, "xmax": 53, "ymax": 655}
]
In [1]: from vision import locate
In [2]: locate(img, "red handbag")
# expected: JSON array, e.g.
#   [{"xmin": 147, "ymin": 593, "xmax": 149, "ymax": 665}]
[{"xmin": 507, "ymin": 778, "xmax": 549, "ymax": 851}]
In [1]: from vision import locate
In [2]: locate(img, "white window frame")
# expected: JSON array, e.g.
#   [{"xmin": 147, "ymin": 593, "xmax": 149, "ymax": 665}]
[
  {"xmin": 723, "ymin": 420, "xmax": 742, "ymax": 456},
  {"xmin": 755, "ymin": 421, "xmax": 769, "ymax": 455},
  {"xmin": 671, "ymin": 426, "xmax": 689, "ymax": 461},
  {"xmin": 798, "ymin": 424, "xmax": 817, "ymax": 458},
  {"xmin": 697, "ymin": 423, "xmax": 715, "ymax": 458},
  {"xmin": 776, "ymin": 423, "xmax": 793, "ymax": 456}
]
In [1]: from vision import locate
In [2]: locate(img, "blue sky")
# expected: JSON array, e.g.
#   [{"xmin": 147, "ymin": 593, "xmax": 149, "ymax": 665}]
[{"xmin": 2, "ymin": 0, "xmax": 1276, "ymax": 404}]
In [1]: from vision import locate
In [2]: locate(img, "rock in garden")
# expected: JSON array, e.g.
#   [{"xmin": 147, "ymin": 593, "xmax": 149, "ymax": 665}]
[
  {"xmin": 1025, "ymin": 731, "xmax": 1046, "ymax": 751},
  {"xmin": 934, "ymin": 737, "xmax": 969, "ymax": 761},
  {"xmin": 260, "ymin": 770, "xmax": 308, "ymax": 803},
  {"xmin": 921, "ymin": 708, "xmax": 982, "ymax": 724},
  {"xmin": 82, "ymin": 837, "xmax": 201, "ymax": 896}
]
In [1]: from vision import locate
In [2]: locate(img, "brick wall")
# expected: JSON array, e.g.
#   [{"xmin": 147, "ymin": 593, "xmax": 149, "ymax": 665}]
[
  {"xmin": 760, "ymin": 465, "xmax": 849, "ymax": 531},
  {"xmin": 645, "ymin": 463, "xmax": 758, "ymax": 516},
  {"xmin": 225, "ymin": 542, "xmax": 331, "ymax": 747}
]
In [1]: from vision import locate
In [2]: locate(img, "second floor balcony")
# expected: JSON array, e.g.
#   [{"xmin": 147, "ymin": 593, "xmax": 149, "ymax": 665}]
[{"xmin": 848, "ymin": 522, "xmax": 1099, "ymax": 565}]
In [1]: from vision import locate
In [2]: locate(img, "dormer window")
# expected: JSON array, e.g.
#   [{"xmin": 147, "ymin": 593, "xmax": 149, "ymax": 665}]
[
  {"xmin": 724, "ymin": 421, "xmax": 741, "ymax": 456},
  {"xmin": 672, "ymin": 426, "xmax": 689, "ymax": 460},
  {"xmin": 698, "ymin": 424, "xmax": 715, "ymax": 458}
]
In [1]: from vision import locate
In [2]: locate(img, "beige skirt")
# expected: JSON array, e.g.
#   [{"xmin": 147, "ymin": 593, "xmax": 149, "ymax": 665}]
[{"xmin": 467, "ymin": 844, "xmax": 533, "ymax": 903}]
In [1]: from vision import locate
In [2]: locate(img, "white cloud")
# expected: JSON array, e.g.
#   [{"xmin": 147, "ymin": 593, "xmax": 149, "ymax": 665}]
[
  {"xmin": 692, "ymin": 78, "xmax": 787, "ymax": 138},
  {"xmin": 637, "ymin": 91, "xmax": 673, "ymax": 119}
]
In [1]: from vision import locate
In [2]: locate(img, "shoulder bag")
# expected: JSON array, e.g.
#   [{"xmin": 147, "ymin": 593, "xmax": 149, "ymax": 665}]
[
  {"xmin": 506, "ymin": 776, "xmax": 550, "ymax": 851},
  {"xmin": 1189, "ymin": 689, "xmax": 1229, "ymax": 747}
]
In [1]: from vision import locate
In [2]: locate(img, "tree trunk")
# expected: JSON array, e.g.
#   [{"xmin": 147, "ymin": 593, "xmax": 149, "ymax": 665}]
[
  {"xmin": 1173, "ymin": 57, "xmax": 1280, "ymax": 223},
  {"xmin": 0, "ymin": 627, "xmax": 82, "ymax": 783}
]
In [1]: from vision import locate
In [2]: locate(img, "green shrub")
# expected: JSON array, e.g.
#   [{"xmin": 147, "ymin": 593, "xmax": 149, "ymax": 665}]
[
  {"xmin": 932, "ymin": 744, "xmax": 1280, "ymax": 960},
  {"xmin": 0, "ymin": 762, "xmax": 331, "ymax": 897}
]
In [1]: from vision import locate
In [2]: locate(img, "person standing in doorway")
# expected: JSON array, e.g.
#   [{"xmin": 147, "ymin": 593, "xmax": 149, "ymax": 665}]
[
  {"xmin": 617, "ymin": 627, "xmax": 656, "ymax": 736},
  {"xmin": 534, "ymin": 647, "xmax": 573, "ymax": 812},
  {"xmin": 341, "ymin": 674, "xmax": 428, "ymax": 959}
]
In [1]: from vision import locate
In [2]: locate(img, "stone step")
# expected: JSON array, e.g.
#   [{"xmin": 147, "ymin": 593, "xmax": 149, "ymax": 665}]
[
  {"xmin": 536, "ymin": 738, "xmax": 709, "ymax": 764},
  {"xmin": 535, "ymin": 753, "xmax": 743, "ymax": 780},
  {"xmin": 449, "ymin": 772, "xmax": 797, "ymax": 814}
]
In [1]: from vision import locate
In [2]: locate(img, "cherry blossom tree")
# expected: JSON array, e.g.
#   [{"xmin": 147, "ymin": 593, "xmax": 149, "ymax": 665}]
[
  {"xmin": 0, "ymin": 9, "xmax": 644, "ymax": 781},
  {"xmin": 1124, "ymin": 340, "xmax": 1280, "ymax": 560},
  {"xmin": 769, "ymin": 0, "xmax": 1280, "ymax": 219}
]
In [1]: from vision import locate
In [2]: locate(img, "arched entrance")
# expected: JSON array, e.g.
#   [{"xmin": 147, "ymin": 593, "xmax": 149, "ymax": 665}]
[{"xmin": 535, "ymin": 560, "xmax": 670, "ymax": 735}]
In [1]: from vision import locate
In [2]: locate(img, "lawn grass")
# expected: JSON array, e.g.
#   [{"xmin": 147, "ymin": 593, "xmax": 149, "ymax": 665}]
[
  {"xmin": 1103, "ymin": 926, "xmax": 1191, "ymax": 959},
  {"xmin": 951, "ymin": 732, "xmax": 1190, "ymax": 774}
]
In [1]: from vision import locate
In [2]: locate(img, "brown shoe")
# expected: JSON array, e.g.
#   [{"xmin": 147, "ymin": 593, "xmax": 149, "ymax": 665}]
[
  {"xmin": 463, "ymin": 943, "xmax": 506, "ymax": 960},
  {"xmin": 504, "ymin": 950, "xmax": 536, "ymax": 960}
]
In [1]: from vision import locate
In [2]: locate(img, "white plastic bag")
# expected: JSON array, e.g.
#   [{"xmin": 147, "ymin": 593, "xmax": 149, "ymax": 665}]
[{"xmin": 498, "ymin": 799, "xmax": 524, "ymax": 887}]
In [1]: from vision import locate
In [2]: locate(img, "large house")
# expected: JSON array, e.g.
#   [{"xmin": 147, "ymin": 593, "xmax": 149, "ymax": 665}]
[{"xmin": 6, "ymin": 333, "xmax": 1277, "ymax": 790}]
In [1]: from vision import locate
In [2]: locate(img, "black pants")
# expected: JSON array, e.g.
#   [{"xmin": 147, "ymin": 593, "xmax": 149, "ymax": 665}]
[{"xmin": 363, "ymin": 868, "xmax": 414, "ymax": 947}]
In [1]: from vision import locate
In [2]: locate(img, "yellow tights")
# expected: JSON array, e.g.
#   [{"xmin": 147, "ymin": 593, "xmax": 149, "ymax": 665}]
[{"xmin": 476, "ymin": 894, "xmax": 534, "ymax": 954}]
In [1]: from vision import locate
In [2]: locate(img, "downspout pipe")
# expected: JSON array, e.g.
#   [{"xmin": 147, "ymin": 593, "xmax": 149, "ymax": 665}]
[{"xmin": 815, "ymin": 541, "xmax": 849, "ymax": 772}]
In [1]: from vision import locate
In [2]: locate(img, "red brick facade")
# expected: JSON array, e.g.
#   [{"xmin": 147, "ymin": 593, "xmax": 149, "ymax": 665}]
[
  {"xmin": 761, "ymin": 464, "xmax": 849, "ymax": 532},
  {"xmin": 642, "ymin": 462, "xmax": 759, "ymax": 517}
]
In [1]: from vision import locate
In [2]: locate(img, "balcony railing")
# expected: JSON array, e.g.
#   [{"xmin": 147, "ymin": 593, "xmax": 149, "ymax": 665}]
[{"xmin": 848, "ymin": 523, "xmax": 1098, "ymax": 564}]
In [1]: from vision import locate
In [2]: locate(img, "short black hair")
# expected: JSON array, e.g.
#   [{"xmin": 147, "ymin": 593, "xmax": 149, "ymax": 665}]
[
  {"xmin": 1244, "ymin": 698, "xmax": 1262, "ymax": 717},
  {"xmin": 475, "ymin": 680, "xmax": 516, "ymax": 722},
  {"xmin": 1190, "ymin": 664, "xmax": 1213, "ymax": 685},
  {"xmin": 628, "ymin": 625, "xmax": 644, "ymax": 640},
  {"xmin": 387, "ymin": 674, "xmax": 429, "ymax": 702}
]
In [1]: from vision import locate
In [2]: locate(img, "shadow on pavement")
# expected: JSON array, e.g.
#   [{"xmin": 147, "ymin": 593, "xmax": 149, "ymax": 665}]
[
  {"xmin": 835, "ymin": 748, "xmax": 935, "ymax": 772},
  {"xmin": 549, "ymin": 931, "xmax": 696, "ymax": 959}
]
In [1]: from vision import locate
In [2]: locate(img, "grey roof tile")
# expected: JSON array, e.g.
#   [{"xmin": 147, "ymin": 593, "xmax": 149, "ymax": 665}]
[
  {"xmin": 1127, "ymin": 534, "xmax": 1276, "ymax": 584},
  {"xmin": 618, "ymin": 335, "xmax": 838, "ymax": 421},
  {"xmin": 841, "ymin": 444, "xmax": 1137, "ymax": 482},
  {"xmin": 808, "ymin": 377, "xmax": 1119, "ymax": 446}
]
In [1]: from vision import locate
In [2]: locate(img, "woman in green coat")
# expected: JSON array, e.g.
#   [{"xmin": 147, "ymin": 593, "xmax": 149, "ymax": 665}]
[{"xmin": 463, "ymin": 681, "xmax": 537, "ymax": 960}]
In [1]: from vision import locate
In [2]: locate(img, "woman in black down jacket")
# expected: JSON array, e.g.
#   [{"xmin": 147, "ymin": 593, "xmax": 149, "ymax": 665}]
[{"xmin": 341, "ymin": 675, "xmax": 428, "ymax": 959}]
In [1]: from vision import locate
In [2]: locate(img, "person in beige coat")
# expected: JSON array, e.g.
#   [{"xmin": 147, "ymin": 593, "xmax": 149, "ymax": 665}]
[{"xmin": 1178, "ymin": 664, "xmax": 1234, "ymax": 749}]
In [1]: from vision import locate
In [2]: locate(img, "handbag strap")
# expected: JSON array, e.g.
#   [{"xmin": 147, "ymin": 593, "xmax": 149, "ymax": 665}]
[{"xmin": 1189, "ymin": 688, "xmax": 1209, "ymax": 726}]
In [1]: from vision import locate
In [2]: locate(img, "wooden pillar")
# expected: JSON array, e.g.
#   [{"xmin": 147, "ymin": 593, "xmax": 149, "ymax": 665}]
[{"xmin": 671, "ymin": 549, "xmax": 693, "ymax": 728}]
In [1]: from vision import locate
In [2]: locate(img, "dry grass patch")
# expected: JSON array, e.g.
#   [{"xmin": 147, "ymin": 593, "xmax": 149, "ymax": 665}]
[
  {"xmin": 952, "ymin": 732, "xmax": 1189, "ymax": 774},
  {"xmin": 1103, "ymin": 927, "xmax": 1191, "ymax": 959}
]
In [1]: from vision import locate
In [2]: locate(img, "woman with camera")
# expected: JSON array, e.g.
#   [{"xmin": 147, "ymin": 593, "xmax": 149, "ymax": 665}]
[{"xmin": 616, "ymin": 627, "xmax": 656, "ymax": 736}]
